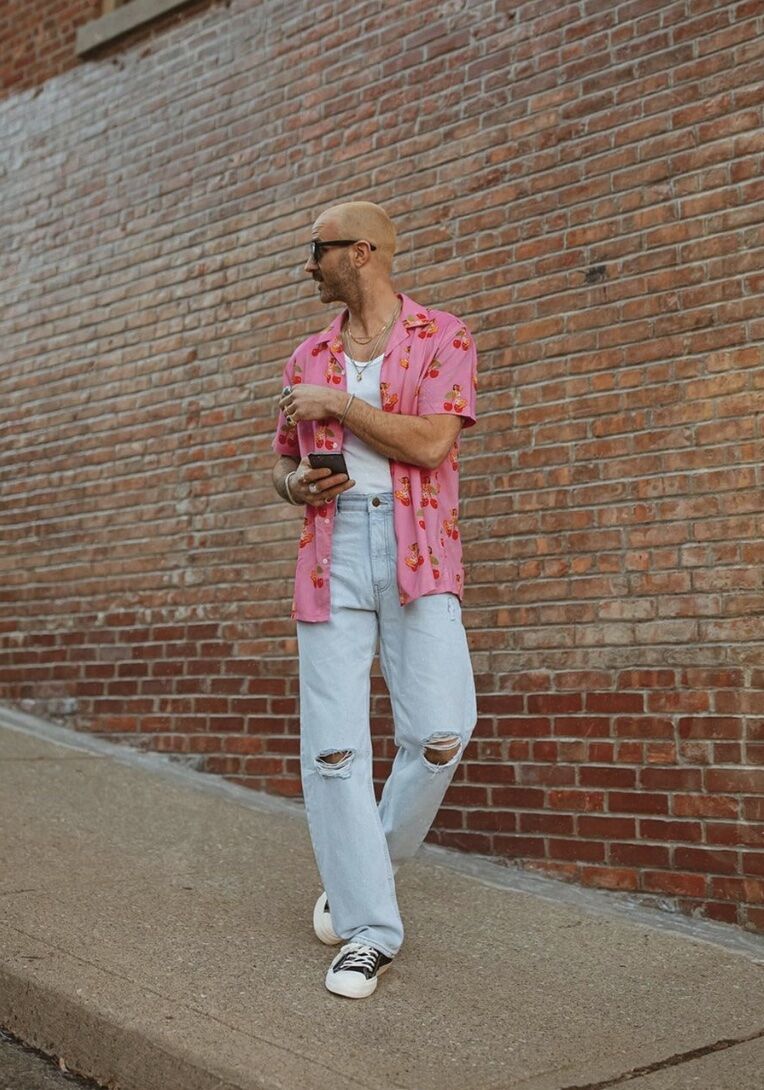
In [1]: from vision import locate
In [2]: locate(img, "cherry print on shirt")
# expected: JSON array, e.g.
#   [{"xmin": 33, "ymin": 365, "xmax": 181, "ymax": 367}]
[
  {"xmin": 421, "ymin": 473, "xmax": 439, "ymax": 509},
  {"xmin": 381, "ymin": 382, "xmax": 398, "ymax": 412},
  {"xmin": 452, "ymin": 328, "xmax": 471, "ymax": 351},
  {"xmin": 443, "ymin": 384, "xmax": 467, "ymax": 412},
  {"xmin": 310, "ymin": 565, "xmax": 325, "ymax": 589},
  {"xmin": 394, "ymin": 476, "xmax": 411, "ymax": 506},
  {"xmin": 311, "ymin": 331, "xmax": 331, "ymax": 357},
  {"xmin": 315, "ymin": 424, "xmax": 338, "ymax": 450},
  {"xmin": 411, "ymin": 313, "xmax": 438, "ymax": 339},
  {"xmin": 405, "ymin": 543, "xmax": 425, "ymax": 571},
  {"xmin": 444, "ymin": 507, "xmax": 460, "ymax": 540},
  {"xmin": 428, "ymin": 546, "xmax": 441, "ymax": 580},
  {"xmin": 325, "ymin": 357, "xmax": 343, "ymax": 385},
  {"xmin": 448, "ymin": 442, "xmax": 459, "ymax": 471},
  {"xmin": 415, "ymin": 506, "xmax": 426, "ymax": 529},
  {"xmin": 425, "ymin": 357, "xmax": 441, "ymax": 379},
  {"xmin": 299, "ymin": 522, "xmax": 314, "ymax": 549},
  {"xmin": 278, "ymin": 421, "xmax": 298, "ymax": 448}
]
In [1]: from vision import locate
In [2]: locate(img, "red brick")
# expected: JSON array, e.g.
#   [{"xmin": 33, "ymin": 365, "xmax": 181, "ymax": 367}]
[
  {"xmin": 491, "ymin": 786, "xmax": 546, "ymax": 809},
  {"xmin": 586, "ymin": 692, "xmax": 644, "ymax": 713},
  {"xmin": 518, "ymin": 764, "xmax": 576, "ymax": 786},
  {"xmin": 549, "ymin": 839, "xmax": 606, "ymax": 863},
  {"xmin": 609, "ymin": 792, "xmax": 669, "ymax": 815},
  {"xmin": 674, "ymin": 794, "xmax": 739, "ymax": 818},
  {"xmin": 678, "ymin": 717, "xmax": 743, "ymax": 739},
  {"xmin": 493, "ymin": 836, "xmax": 546, "ymax": 859},
  {"xmin": 706, "ymin": 768, "xmax": 764, "ymax": 794},
  {"xmin": 639, "ymin": 768, "xmax": 703, "ymax": 791},
  {"xmin": 548, "ymin": 790, "xmax": 605, "ymax": 812},
  {"xmin": 639, "ymin": 819, "xmax": 703, "ymax": 843},
  {"xmin": 496, "ymin": 717, "xmax": 552, "ymax": 738},
  {"xmin": 674, "ymin": 847, "xmax": 740, "ymax": 875},
  {"xmin": 464, "ymin": 810, "xmax": 518, "ymax": 833},
  {"xmin": 581, "ymin": 866, "xmax": 639, "ymax": 892},
  {"xmin": 610, "ymin": 842, "xmax": 670, "ymax": 868},
  {"xmin": 578, "ymin": 815, "xmax": 636, "ymax": 839},
  {"xmin": 519, "ymin": 812, "xmax": 575, "ymax": 836},
  {"xmin": 643, "ymin": 872, "xmax": 708, "ymax": 898},
  {"xmin": 743, "ymin": 797, "xmax": 764, "ymax": 822},
  {"xmin": 614, "ymin": 717, "xmax": 673, "ymax": 738},
  {"xmin": 528, "ymin": 693, "xmax": 583, "ymax": 713},
  {"xmin": 711, "ymin": 877, "xmax": 764, "ymax": 904},
  {"xmin": 579, "ymin": 765, "xmax": 637, "ymax": 789}
]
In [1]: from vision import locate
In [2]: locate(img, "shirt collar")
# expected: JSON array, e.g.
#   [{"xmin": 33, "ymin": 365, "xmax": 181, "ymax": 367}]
[{"xmin": 313, "ymin": 293, "xmax": 432, "ymax": 355}]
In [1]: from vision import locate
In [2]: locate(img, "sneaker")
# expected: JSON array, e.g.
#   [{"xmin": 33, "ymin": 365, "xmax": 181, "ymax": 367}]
[
  {"xmin": 313, "ymin": 891, "xmax": 342, "ymax": 945},
  {"xmin": 325, "ymin": 942, "xmax": 393, "ymax": 999}
]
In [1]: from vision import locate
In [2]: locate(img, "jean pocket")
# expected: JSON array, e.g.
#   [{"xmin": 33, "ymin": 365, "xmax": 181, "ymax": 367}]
[{"xmin": 446, "ymin": 594, "xmax": 461, "ymax": 621}]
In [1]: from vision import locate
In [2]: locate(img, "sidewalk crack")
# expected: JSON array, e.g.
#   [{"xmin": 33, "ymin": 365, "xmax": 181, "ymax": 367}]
[{"xmin": 560, "ymin": 1026, "xmax": 764, "ymax": 1089}]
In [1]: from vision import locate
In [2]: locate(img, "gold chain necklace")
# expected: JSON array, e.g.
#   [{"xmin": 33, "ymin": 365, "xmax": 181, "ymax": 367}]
[
  {"xmin": 345, "ymin": 320, "xmax": 386, "ymax": 346},
  {"xmin": 342, "ymin": 302, "xmax": 401, "ymax": 380}
]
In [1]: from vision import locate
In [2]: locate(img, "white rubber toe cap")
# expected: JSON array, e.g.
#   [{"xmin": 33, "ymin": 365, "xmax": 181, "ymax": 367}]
[{"xmin": 313, "ymin": 891, "xmax": 342, "ymax": 945}]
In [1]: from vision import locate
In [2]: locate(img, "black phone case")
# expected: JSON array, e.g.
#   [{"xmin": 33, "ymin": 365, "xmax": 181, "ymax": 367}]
[{"xmin": 308, "ymin": 451, "xmax": 349, "ymax": 476}]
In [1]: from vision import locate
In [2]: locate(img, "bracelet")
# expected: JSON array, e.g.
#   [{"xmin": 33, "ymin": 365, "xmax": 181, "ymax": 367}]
[
  {"xmin": 283, "ymin": 470, "xmax": 301, "ymax": 505},
  {"xmin": 339, "ymin": 393, "xmax": 356, "ymax": 426}
]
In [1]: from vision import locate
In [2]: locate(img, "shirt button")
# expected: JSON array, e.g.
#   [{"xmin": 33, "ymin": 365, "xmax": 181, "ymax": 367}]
[
  {"xmin": 371, "ymin": 497, "xmax": 381, "ymax": 507},
  {"xmin": 322, "ymin": 558, "xmax": 328, "ymax": 564}
]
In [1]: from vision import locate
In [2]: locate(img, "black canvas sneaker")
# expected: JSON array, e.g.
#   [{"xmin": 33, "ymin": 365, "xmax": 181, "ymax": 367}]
[
  {"xmin": 325, "ymin": 942, "xmax": 393, "ymax": 998},
  {"xmin": 313, "ymin": 891, "xmax": 342, "ymax": 945}
]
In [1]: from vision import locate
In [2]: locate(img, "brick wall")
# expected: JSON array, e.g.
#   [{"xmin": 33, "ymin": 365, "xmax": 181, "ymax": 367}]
[{"xmin": 1, "ymin": 0, "xmax": 763, "ymax": 933}]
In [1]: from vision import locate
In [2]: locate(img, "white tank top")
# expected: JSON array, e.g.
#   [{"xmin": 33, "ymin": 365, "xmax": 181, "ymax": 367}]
[{"xmin": 342, "ymin": 353, "xmax": 393, "ymax": 495}]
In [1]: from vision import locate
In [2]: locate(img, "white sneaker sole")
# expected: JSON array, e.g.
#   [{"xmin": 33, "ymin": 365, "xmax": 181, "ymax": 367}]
[
  {"xmin": 313, "ymin": 891, "xmax": 342, "ymax": 945},
  {"xmin": 325, "ymin": 959, "xmax": 391, "ymax": 999}
]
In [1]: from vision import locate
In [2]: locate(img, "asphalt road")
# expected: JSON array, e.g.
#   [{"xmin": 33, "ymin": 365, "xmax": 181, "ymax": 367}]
[{"xmin": 0, "ymin": 1030, "xmax": 104, "ymax": 1090}]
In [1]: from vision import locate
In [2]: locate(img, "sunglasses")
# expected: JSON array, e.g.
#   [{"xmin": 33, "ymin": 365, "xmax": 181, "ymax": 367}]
[{"xmin": 309, "ymin": 239, "xmax": 377, "ymax": 263}]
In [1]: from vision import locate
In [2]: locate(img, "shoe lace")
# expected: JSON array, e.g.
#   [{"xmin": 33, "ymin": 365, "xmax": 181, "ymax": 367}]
[{"xmin": 336, "ymin": 943, "xmax": 379, "ymax": 972}]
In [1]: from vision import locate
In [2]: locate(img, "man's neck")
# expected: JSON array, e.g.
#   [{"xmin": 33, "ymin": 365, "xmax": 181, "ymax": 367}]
[{"xmin": 343, "ymin": 285, "xmax": 400, "ymax": 340}]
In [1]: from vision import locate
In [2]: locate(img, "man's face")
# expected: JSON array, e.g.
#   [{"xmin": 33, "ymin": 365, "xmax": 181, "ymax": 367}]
[{"xmin": 304, "ymin": 218, "xmax": 360, "ymax": 305}]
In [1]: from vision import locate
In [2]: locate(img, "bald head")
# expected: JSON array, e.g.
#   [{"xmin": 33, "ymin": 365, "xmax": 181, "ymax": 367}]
[{"xmin": 315, "ymin": 201, "xmax": 396, "ymax": 272}]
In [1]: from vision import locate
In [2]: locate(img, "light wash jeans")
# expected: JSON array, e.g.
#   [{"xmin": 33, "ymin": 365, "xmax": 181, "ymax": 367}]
[{"xmin": 297, "ymin": 492, "xmax": 477, "ymax": 957}]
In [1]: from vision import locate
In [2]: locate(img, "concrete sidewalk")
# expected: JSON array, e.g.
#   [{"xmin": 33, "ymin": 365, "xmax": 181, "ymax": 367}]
[{"xmin": 1, "ymin": 705, "xmax": 763, "ymax": 1090}]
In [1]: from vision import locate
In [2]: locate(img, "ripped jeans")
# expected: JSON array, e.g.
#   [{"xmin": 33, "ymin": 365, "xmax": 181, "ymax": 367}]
[{"xmin": 296, "ymin": 492, "xmax": 477, "ymax": 957}]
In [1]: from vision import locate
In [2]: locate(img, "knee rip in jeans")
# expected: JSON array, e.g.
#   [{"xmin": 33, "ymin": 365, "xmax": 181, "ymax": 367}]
[
  {"xmin": 315, "ymin": 749, "xmax": 354, "ymax": 778},
  {"xmin": 422, "ymin": 733, "xmax": 462, "ymax": 771}
]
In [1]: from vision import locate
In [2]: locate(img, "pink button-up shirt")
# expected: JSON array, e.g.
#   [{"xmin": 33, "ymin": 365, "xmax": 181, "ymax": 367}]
[{"xmin": 272, "ymin": 293, "xmax": 477, "ymax": 622}]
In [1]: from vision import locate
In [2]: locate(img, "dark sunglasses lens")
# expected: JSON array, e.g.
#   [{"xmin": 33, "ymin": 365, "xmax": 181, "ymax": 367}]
[{"xmin": 310, "ymin": 241, "xmax": 321, "ymax": 262}]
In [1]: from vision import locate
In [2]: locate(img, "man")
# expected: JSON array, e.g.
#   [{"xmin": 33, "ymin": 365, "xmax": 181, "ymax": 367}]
[{"xmin": 272, "ymin": 201, "xmax": 477, "ymax": 999}]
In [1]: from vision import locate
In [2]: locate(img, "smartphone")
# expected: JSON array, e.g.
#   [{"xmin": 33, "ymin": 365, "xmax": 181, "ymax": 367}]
[{"xmin": 308, "ymin": 451, "xmax": 349, "ymax": 477}]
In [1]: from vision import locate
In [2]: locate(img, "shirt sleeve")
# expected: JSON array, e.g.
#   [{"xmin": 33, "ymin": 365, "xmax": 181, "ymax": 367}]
[
  {"xmin": 417, "ymin": 318, "xmax": 477, "ymax": 427},
  {"xmin": 271, "ymin": 352, "xmax": 301, "ymax": 458}
]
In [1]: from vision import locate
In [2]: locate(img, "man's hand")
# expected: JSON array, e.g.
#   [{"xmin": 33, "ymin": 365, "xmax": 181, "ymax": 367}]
[
  {"xmin": 287, "ymin": 456, "xmax": 355, "ymax": 507},
  {"xmin": 278, "ymin": 383, "xmax": 346, "ymax": 425}
]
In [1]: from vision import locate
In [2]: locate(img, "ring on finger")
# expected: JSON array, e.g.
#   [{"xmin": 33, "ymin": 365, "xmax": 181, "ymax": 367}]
[
  {"xmin": 286, "ymin": 413, "xmax": 295, "ymax": 425},
  {"xmin": 309, "ymin": 483, "xmax": 318, "ymax": 494}
]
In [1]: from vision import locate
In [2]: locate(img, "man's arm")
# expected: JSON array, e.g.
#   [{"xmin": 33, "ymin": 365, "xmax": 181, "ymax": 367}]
[
  {"xmin": 278, "ymin": 385, "xmax": 462, "ymax": 470},
  {"xmin": 272, "ymin": 456, "xmax": 299, "ymax": 503},
  {"xmin": 272, "ymin": 453, "xmax": 355, "ymax": 507}
]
